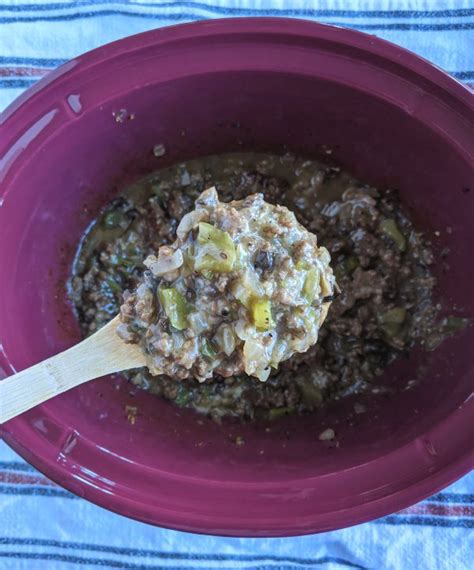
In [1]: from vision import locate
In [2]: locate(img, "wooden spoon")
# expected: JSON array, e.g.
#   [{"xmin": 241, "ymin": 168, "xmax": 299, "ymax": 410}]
[
  {"xmin": 0, "ymin": 303, "xmax": 331, "ymax": 425},
  {"xmin": 0, "ymin": 316, "xmax": 145, "ymax": 424}
]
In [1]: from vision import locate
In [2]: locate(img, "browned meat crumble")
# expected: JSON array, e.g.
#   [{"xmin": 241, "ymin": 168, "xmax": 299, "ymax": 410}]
[{"xmin": 69, "ymin": 153, "xmax": 466, "ymax": 421}]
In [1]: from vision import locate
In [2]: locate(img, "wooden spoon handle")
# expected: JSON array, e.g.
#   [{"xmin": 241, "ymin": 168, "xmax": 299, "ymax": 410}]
[{"xmin": 0, "ymin": 316, "xmax": 145, "ymax": 424}]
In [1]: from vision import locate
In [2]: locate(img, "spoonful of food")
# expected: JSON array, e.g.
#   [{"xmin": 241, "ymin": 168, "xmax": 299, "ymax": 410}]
[{"xmin": 0, "ymin": 187, "xmax": 336, "ymax": 424}]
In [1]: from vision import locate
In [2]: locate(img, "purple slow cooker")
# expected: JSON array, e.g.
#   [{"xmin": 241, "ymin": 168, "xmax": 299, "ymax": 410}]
[{"xmin": 0, "ymin": 18, "xmax": 472, "ymax": 536}]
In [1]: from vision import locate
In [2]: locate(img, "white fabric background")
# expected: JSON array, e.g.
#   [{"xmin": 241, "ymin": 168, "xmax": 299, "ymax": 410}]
[{"xmin": 0, "ymin": 2, "xmax": 473, "ymax": 569}]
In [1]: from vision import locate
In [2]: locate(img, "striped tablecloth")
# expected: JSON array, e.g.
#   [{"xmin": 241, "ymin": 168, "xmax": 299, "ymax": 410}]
[{"xmin": 0, "ymin": 2, "xmax": 473, "ymax": 569}]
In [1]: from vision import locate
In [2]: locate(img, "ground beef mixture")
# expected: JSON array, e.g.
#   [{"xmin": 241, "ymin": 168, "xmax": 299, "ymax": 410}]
[
  {"xmin": 69, "ymin": 153, "xmax": 465, "ymax": 421},
  {"xmin": 116, "ymin": 187, "xmax": 335, "ymax": 382}
]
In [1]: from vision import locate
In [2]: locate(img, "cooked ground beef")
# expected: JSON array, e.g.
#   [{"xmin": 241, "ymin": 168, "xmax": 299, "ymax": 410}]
[
  {"xmin": 116, "ymin": 187, "xmax": 335, "ymax": 382},
  {"xmin": 69, "ymin": 153, "xmax": 465, "ymax": 421}
]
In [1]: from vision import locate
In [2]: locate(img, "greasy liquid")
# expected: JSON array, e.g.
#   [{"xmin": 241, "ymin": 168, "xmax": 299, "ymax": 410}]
[{"xmin": 70, "ymin": 153, "xmax": 461, "ymax": 421}]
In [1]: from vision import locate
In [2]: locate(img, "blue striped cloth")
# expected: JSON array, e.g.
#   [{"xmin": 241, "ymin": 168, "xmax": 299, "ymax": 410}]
[
  {"xmin": 1, "ymin": 0, "xmax": 474, "ymax": 109},
  {"xmin": 0, "ymin": 1, "xmax": 473, "ymax": 569}
]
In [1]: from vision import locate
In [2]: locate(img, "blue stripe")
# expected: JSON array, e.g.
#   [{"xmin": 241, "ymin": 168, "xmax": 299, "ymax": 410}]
[
  {"xmin": 0, "ymin": 484, "xmax": 76, "ymax": 499},
  {"xmin": 0, "ymin": 56, "xmax": 66, "ymax": 66},
  {"xmin": 0, "ymin": 540, "xmax": 365, "ymax": 568},
  {"xmin": 0, "ymin": 461, "xmax": 35, "ymax": 472},
  {"xmin": 0, "ymin": 10, "xmax": 206, "ymax": 23},
  {"xmin": 377, "ymin": 516, "xmax": 473, "ymax": 528},
  {"xmin": 0, "ymin": 554, "xmax": 363, "ymax": 570},
  {"xmin": 428, "ymin": 492, "xmax": 474, "ymax": 504},
  {"xmin": 0, "ymin": 10, "xmax": 473, "ymax": 29},
  {"xmin": 451, "ymin": 71, "xmax": 474, "ymax": 80},
  {"xmin": 0, "ymin": 554, "xmax": 164, "ymax": 568},
  {"xmin": 0, "ymin": 78, "xmax": 37, "ymax": 88},
  {"xmin": 0, "ymin": 1, "xmax": 473, "ymax": 19}
]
